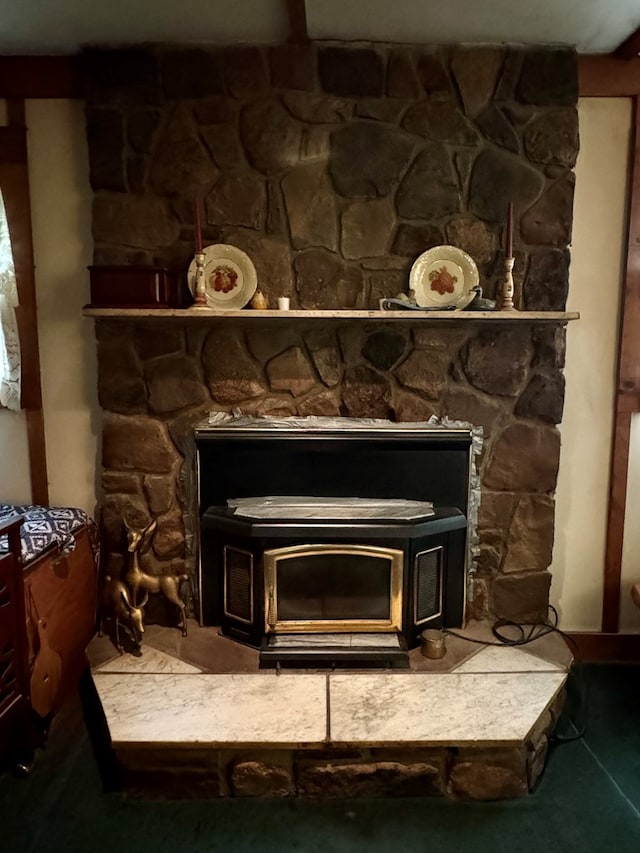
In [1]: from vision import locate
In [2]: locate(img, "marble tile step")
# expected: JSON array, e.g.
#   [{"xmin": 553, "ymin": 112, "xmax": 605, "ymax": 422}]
[
  {"xmin": 329, "ymin": 671, "xmax": 566, "ymax": 747},
  {"xmin": 93, "ymin": 672, "xmax": 328, "ymax": 749},
  {"xmin": 92, "ymin": 668, "xmax": 567, "ymax": 751}
]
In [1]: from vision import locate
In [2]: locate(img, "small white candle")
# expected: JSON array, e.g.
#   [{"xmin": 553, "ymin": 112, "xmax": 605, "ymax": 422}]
[{"xmin": 277, "ymin": 296, "xmax": 290, "ymax": 310}]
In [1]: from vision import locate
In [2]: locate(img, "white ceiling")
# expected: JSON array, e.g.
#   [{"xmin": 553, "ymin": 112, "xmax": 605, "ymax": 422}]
[{"xmin": 0, "ymin": 0, "xmax": 638, "ymax": 55}]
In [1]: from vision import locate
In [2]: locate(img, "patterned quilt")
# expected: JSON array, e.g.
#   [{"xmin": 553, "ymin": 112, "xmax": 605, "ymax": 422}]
[{"xmin": 0, "ymin": 504, "xmax": 97, "ymax": 564}]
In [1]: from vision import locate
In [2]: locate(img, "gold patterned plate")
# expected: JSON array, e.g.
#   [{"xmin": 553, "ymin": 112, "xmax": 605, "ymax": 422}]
[
  {"xmin": 187, "ymin": 244, "xmax": 257, "ymax": 310},
  {"xmin": 409, "ymin": 245, "xmax": 479, "ymax": 310}
]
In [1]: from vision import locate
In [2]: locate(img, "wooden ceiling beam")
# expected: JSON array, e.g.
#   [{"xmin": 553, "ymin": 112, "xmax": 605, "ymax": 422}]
[
  {"xmin": 0, "ymin": 56, "xmax": 82, "ymax": 99},
  {"xmin": 579, "ymin": 55, "xmax": 640, "ymax": 96},
  {"xmin": 614, "ymin": 25, "xmax": 640, "ymax": 60},
  {"xmin": 286, "ymin": 0, "xmax": 308, "ymax": 44}
]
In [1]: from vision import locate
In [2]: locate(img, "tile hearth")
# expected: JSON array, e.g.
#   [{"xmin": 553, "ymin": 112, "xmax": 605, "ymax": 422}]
[
  {"xmin": 87, "ymin": 621, "xmax": 571, "ymax": 800},
  {"xmin": 91, "ymin": 656, "xmax": 565, "ymax": 749}
]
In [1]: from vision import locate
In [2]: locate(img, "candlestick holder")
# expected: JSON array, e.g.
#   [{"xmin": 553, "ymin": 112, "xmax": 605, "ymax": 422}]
[
  {"xmin": 499, "ymin": 256, "xmax": 517, "ymax": 311},
  {"xmin": 191, "ymin": 251, "xmax": 208, "ymax": 309}
]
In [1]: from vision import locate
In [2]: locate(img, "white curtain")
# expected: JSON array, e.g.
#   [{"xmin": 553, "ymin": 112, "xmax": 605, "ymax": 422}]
[{"xmin": 0, "ymin": 188, "xmax": 20, "ymax": 411}]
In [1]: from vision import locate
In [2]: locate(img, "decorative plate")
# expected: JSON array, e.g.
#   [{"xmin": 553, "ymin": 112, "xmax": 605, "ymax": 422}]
[
  {"xmin": 409, "ymin": 245, "xmax": 479, "ymax": 310},
  {"xmin": 187, "ymin": 244, "xmax": 257, "ymax": 310}
]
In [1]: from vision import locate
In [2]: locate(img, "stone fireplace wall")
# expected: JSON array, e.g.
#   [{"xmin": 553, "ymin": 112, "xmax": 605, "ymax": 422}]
[{"xmin": 86, "ymin": 43, "xmax": 578, "ymax": 624}]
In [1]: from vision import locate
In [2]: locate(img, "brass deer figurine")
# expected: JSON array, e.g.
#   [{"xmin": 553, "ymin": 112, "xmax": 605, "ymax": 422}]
[
  {"xmin": 99, "ymin": 576, "xmax": 148, "ymax": 653},
  {"xmin": 123, "ymin": 518, "xmax": 189, "ymax": 637}
]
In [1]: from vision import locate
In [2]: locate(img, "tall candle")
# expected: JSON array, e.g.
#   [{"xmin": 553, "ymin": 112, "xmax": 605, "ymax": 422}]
[
  {"xmin": 506, "ymin": 202, "xmax": 513, "ymax": 259},
  {"xmin": 194, "ymin": 196, "xmax": 203, "ymax": 254}
]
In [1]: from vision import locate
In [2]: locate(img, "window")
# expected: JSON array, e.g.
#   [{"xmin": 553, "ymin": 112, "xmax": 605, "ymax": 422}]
[{"xmin": 0, "ymin": 186, "xmax": 20, "ymax": 411}]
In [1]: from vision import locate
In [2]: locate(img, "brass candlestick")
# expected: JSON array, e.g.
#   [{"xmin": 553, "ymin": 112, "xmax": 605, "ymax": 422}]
[
  {"xmin": 499, "ymin": 256, "xmax": 517, "ymax": 311},
  {"xmin": 192, "ymin": 251, "xmax": 208, "ymax": 309}
]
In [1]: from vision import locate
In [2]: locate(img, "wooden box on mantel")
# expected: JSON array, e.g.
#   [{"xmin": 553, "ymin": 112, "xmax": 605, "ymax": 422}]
[{"xmin": 88, "ymin": 265, "xmax": 191, "ymax": 308}]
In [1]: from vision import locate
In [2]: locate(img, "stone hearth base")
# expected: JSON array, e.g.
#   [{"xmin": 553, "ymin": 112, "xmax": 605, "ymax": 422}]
[{"xmin": 87, "ymin": 621, "xmax": 570, "ymax": 800}]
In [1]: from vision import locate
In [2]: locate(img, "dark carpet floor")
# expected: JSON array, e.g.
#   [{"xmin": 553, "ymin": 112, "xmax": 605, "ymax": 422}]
[{"xmin": 0, "ymin": 663, "xmax": 639, "ymax": 853}]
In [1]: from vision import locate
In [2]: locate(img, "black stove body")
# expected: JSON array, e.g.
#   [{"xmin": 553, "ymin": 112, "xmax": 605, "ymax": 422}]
[{"xmin": 195, "ymin": 423, "xmax": 472, "ymax": 667}]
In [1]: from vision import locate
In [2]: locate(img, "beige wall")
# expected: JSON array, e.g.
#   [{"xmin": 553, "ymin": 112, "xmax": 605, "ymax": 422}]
[
  {"xmin": 0, "ymin": 101, "xmax": 98, "ymax": 511},
  {"xmin": 0, "ymin": 95, "xmax": 635, "ymax": 627},
  {"xmin": 0, "ymin": 409, "xmax": 32, "ymax": 503},
  {"xmin": 0, "ymin": 101, "xmax": 98, "ymax": 513},
  {"xmin": 25, "ymin": 100, "xmax": 98, "ymax": 515},
  {"xmin": 551, "ymin": 98, "xmax": 631, "ymax": 630}
]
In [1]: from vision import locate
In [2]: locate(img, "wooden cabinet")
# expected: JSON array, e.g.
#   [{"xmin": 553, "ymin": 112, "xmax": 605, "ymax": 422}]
[
  {"xmin": 0, "ymin": 518, "xmax": 33, "ymax": 771},
  {"xmin": 23, "ymin": 526, "xmax": 98, "ymax": 715}
]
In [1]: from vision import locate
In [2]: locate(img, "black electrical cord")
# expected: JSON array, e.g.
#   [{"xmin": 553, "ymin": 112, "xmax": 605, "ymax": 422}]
[{"xmin": 444, "ymin": 606, "xmax": 587, "ymax": 743}]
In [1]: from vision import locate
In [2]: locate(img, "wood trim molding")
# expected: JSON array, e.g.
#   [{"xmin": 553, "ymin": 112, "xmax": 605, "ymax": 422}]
[
  {"xmin": 614, "ymin": 26, "xmax": 640, "ymax": 61},
  {"xmin": 286, "ymin": 0, "xmax": 308, "ymax": 44},
  {"xmin": 5, "ymin": 99, "xmax": 26, "ymax": 128},
  {"xmin": 602, "ymin": 95, "xmax": 640, "ymax": 632},
  {"xmin": 579, "ymin": 55, "xmax": 640, "ymax": 96},
  {"xmin": 25, "ymin": 411, "xmax": 49, "ymax": 505},
  {"xmin": 0, "ymin": 117, "xmax": 49, "ymax": 505},
  {"xmin": 567, "ymin": 632, "xmax": 640, "ymax": 662},
  {"xmin": 0, "ymin": 56, "xmax": 82, "ymax": 99},
  {"xmin": 602, "ymin": 411, "xmax": 633, "ymax": 632}
]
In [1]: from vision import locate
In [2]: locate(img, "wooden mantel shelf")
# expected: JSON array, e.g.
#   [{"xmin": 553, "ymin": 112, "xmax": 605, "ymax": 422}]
[{"xmin": 83, "ymin": 307, "xmax": 579, "ymax": 323}]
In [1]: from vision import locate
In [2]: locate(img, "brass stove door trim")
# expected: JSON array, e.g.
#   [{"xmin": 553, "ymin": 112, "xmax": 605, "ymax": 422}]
[{"xmin": 263, "ymin": 543, "xmax": 403, "ymax": 634}]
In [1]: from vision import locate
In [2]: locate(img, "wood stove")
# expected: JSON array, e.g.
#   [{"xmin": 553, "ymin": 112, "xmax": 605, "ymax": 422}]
[{"xmin": 195, "ymin": 418, "xmax": 473, "ymax": 667}]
